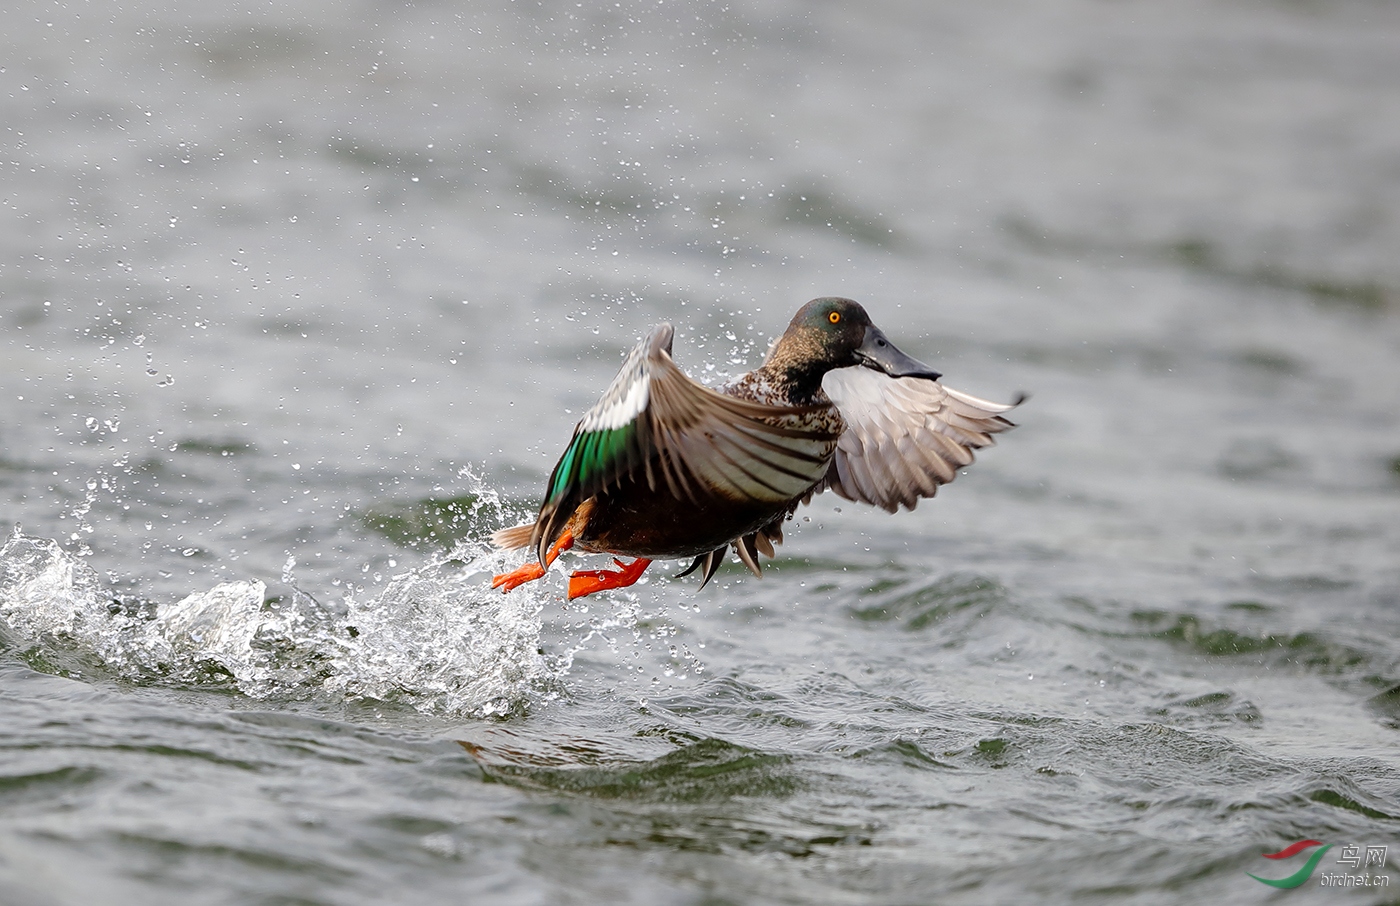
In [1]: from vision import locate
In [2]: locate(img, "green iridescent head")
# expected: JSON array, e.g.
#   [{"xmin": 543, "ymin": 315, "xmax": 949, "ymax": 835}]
[{"xmin": 772, "ymin": 297, "xmax": 941, "ymax": 383}]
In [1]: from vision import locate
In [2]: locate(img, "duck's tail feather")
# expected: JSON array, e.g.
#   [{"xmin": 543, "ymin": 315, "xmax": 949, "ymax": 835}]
[
  {"xmin": 674, "ymin": 555, "xmax": 705, "ymax": 580},
  {"xmin": 491, "ymin": 522, "xmax": 537, "ymax": 550},
  {"xmin": 734, "ymin": 534, "xmax": 763, "ymax": 578},
  {"xmin": 675, "ymin": 546, "xmax": 728, "ymax": 591}
]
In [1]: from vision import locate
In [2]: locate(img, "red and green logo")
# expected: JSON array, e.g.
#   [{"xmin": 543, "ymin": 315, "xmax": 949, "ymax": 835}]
[{"xmin": 1248, "ymin": 840, "xmax": 1332, "ymax": 889}]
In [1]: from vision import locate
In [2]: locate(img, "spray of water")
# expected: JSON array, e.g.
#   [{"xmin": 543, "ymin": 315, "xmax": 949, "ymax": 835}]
[{"xmin": 0, "ymin": 526, "xmax": 559, "ymax": 718}]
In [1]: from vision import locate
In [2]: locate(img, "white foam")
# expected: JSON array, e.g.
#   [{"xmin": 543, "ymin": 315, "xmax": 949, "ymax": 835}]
[{"xmin": 0, "ymin": 528, "xmax": 557, "ymax": 718}]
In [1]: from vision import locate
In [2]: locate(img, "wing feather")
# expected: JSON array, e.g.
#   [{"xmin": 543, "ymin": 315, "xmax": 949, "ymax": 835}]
[
  {"xmin": 819, "ymin": 367, "xmax": 1020, "ymax": 512},
  {"xmin": 896, "ymin": 434, "xmax": 941, "ymax": 497}
]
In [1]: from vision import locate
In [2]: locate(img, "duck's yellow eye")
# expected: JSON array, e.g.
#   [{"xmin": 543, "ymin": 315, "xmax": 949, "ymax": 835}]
[{"xmin": 828, "ymin": 311, "xmax": 841, "ymax": 324}]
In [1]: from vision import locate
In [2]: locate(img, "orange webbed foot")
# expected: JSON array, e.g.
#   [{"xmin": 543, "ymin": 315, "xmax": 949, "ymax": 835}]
[
  {"xmin": 491, "ymin": 531, "xmax": 574, "ymax": 594},
  {"xmin": 491, "ymin": 561, "xmax": 545, "ymax": 592},
  {"xmin": 567, "ymin": 557, "xmax": 653, "ymax": 600}
]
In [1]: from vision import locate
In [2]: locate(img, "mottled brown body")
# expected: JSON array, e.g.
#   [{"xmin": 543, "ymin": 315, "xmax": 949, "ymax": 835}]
[
  {"xmin": 574, "ymin": 476, "xmax": 799, "ymax": 559},
  {"xmin": 571, "ymin": 387, "xmax": 844, "ymax": 558}
]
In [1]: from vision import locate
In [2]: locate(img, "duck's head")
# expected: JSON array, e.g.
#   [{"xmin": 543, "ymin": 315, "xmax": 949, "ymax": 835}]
[{"xmin": 768, "ymin": 297, "xmax": 941, "ymax": 394}]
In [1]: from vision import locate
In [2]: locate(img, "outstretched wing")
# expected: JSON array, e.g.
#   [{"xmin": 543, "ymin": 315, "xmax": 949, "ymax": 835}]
[
  {"xmin": 818, "ymin": 366, "xmax": 1021, "ymax": 513},
  {"xmin": 532, "ymin": 325, "xmax": 839, "ymax": 563}
]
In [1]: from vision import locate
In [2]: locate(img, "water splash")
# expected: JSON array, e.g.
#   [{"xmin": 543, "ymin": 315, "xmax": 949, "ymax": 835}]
[
  {"xmin": 0, "ymin": 528, "xmax": 556, "ymax": 717},
  {"xmin": 0, "ymin": 529, "xmax": 113, "ymax": 643},
  {"xmin": 325, "ymin": 548, "xmax": 556, "ymax": 716}
]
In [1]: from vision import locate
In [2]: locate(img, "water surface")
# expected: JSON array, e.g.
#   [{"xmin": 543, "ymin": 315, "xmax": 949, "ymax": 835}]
[{"xmin": 3, "ymin": 1, "xmax": 1399, "ymax": 903}]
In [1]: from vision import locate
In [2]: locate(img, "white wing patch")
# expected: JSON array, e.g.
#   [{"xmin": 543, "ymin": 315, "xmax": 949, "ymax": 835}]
[
  {"xmin": 821, "ymin": 367, "xmax": 1019, "ymax": 512},
  {"xmin": 579, "ymin": 344, "xmax": 652, "ymax": 431}
]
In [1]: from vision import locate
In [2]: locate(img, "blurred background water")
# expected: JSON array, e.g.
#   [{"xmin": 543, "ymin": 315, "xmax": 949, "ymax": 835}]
[{"xmin": 2, "ymin": 0, "xmax": 1400, "ymax": 903}]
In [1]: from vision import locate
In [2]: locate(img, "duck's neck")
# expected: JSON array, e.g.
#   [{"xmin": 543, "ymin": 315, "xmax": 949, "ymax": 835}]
[{"xmin": 752, "ymin": 342, "xmax": 832, "ymax": 406}]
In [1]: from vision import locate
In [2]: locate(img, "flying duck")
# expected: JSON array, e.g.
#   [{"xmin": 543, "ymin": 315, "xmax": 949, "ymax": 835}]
[{"xmin": 491, "ymin": 297, "xmax": 1020, "ymax": 600}]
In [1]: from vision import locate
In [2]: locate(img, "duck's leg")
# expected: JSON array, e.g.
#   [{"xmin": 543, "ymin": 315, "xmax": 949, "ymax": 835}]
[
  {"xmin": 492, "ymin": 531, "xmax": 574, "ymax": 593},
  {"xmin": 567, "ymin": 557, "xmax": 653, "ymax": 600}
]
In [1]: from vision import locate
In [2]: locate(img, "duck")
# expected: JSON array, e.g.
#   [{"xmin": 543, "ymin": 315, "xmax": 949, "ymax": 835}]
[{"xmin": 490, "ymin": 297, "xmax": 1021, "ymax": 600}]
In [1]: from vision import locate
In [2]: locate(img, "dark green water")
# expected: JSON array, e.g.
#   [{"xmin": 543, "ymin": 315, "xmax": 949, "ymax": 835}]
[{"xmin": 2, "ymin": 1, "xmax": 1399, "ymax": 903}]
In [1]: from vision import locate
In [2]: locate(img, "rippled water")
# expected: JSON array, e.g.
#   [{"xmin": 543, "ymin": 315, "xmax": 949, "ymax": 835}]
[{"xmin": 3, "ymin": 0, "xmax": 1400, "ymax": 903}]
